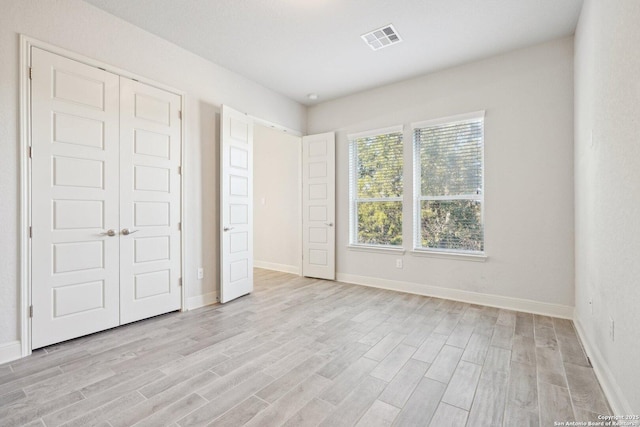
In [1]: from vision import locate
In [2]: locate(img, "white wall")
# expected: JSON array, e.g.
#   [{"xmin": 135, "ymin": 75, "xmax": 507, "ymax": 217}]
[
  {"xmin": 574, "ymin": 0, "xmax": 640, "ymax": 414},
  {"xmin": 253, "ymin": 125, "xmax": 301, "ymax": 273},
  {"xmin": 307, "ymin": 37, "xmax": 575, "ymax": 315},
  {"xmin": 0, "ymin": 0, "xmax": 305, "ymax": 356}
]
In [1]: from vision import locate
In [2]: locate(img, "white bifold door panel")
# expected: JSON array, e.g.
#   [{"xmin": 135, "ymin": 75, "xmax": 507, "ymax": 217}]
[
  {"xmin": 31, "ymin": 48, "xmax": 121, "ymax": 348},
  {"xmin": 119, "ymin": 78, "xmax": 182, "ymax": 324},
  {"xmin": 302, "ymin": 132, "xmax": 336, "ymax": 280},
  {"xmin": 30, "ymin": 47, "xmax": 182, "ymax": 349},
  {"xmin": 220, "ymin": 105, "xmax": 254, "ymax": 303}
]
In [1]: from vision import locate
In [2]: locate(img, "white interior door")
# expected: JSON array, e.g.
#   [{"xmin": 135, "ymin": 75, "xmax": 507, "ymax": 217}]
[
  {"xmin": 220, "ymin": 105, "xmax": 254, "ymax": 303},
  {"xmin": 31, "ymin": 48, "xmax": 120, "ymax": 349},
  {"xmin": 302, "ymin": 132, "xmax": 336, "ymax": 280},
  {"xmin": 119, "ymin": 78, "xmax": 182, "ymax": 324}
]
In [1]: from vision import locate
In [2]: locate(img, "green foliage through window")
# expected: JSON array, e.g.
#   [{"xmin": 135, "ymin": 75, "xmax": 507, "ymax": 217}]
[
  {"xmin": 357, "ymin": 201, "xmax": 403, "ymax": 246},
  {"xmin": 349, "ymin": 129, "xmax": 403, "ymax": 246},
  {"xmin": 414, "ymin": 116, "xmax": 484, "ymax": 253},
  {"xmin": 348, "ymin": 115, "xmax": 484, "ymax": 253},
  {"xmin": 420, "ymin": 200, "xmax": 483, "ymax": 251}
]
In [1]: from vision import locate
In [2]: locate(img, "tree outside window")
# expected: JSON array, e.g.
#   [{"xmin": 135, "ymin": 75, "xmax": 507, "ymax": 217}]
[
  {"xmin": 413, "ymin": 114, "xmax": 484, "ymax": 253},
  {"xmin": 349, "ymin": 128, "xmax": 403, "ymax": 247}
]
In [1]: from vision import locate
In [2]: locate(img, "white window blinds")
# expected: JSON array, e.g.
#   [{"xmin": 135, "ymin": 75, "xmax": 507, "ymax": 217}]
[
  {"xmin": 413, "ymin": 113, "xmax": 484, "ymax": 253},
  {"xmin": 349, "ymin": 126, "xmax": 403, "ymax": 247}
]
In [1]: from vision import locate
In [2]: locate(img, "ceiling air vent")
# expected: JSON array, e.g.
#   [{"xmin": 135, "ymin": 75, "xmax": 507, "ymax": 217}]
[{"xmin": 361, "ymin": 24, "xmax": 402, "ymax": 51}]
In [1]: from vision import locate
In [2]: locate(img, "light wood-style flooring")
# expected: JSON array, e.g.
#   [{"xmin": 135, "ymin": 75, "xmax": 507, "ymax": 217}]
[{"xmin": 0, "ymin": 269, "xmax": 611, "ymax": 426}]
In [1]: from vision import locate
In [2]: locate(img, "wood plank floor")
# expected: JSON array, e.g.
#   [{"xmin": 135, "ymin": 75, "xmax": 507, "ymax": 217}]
[{"xmin": 0, "ymin": 269, "xmax": 613, "ymax": 426}]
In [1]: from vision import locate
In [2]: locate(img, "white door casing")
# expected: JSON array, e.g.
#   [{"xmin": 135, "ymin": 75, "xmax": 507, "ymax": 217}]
[
  {"xmin": 220, "ymin": 105, "xmax": 254, "ymax": 303},
  {"xmin": 30, "ymin": 48, "xmax": 120, "ymax": 348},
  {"xmin": 119, "ymin": 78, "xmax": 182, "ymax": 324},
  {"xmin": 302, "ymin": 132, "xmax": 336, "ymax": 280}
]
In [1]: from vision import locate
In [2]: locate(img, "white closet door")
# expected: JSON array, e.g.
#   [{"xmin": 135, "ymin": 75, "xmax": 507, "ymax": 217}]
[
  {"xmin": 31, "ymin": 48, "xmax": 120, "ymax": 349},
  {"xmin": 119, "ymin": 78, "xmax": 182, "ymax": 324},
  {"xmin": 302, "ymin": 132, "xmax": 336, "ymax": 280},
  {"xmin": 220, "ymin": 105, "xmax": 254, "ymax": 303}
]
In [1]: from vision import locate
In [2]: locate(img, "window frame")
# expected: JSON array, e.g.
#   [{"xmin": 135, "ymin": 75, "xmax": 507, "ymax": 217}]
[
  {"xmin": 411, "ymin": 111, "xmax": 486, "ymax": 256},
  {"xmin": 348, "ymin": 125, "xmax": 404, "ymax": 249}
]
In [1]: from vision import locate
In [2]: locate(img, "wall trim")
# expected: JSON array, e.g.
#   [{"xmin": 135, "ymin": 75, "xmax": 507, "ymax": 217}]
[
  {"xmin": 186, "ymin": 292, "xmax": 219, "ymax": 310},
  {"xmin": 336, "ymin": 273, "xmax": 574, "ymax": 319},
  {"xmin": 0, "ymin": 341, "xmax": 22, "ymax": 364},
  {"xmin": 254, "ymin": 261, "xmax": 301, "ymax": 275},
  {"xmin": 574, "ymin": 315, "xmax": 633, "ymax": 416}
]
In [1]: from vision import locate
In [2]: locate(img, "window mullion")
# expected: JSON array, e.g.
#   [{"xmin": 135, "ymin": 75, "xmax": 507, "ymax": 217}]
[{"xmin": 420, "ymin": 195, "xmax": 482, "ymax": 201}]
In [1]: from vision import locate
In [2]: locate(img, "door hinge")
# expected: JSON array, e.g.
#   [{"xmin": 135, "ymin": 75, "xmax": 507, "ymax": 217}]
[
  {"xmin": 178, "ymin": 222, "xmax": 181, "ymax": 231},
  {"xmin": 29, "ymin": 305, "xmax": 33, "ymax": 318},
  {"xmin": 178, "ymin": 166, "xmax": 182, "ymax": 175},
  {"xmin": 29, "ymin": 226, "xmax": 32, "ymax": 238},
  {"xmin": 29, "ymin": 67, "xmax": 32, "ymax": 80},
  {"xmin": 178, "ymin": 278, "xmax": 183, "ymax": 287},
  {"xmin": 178, "ymin": 110, "xmax": 182, "ymax": 120},
  {"xmin": 28, "ymin": 146, "xmax": 32, "ymax": 158}
]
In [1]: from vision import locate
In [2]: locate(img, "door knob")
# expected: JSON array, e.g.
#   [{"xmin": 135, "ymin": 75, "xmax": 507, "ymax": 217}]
[
  {"xmin": 121, "ymin": 228, "xmax": 139, "ymax": 235},
  {"xmin": 223, "ymin": 226, "xmax": 235, "ymax": 232},
  {"xmin": 324, "ymin": 222, "xmax": 334, "ymax": 227},
  {"xmin": 101, "ymin": 229, "xmax": 116, "ymax": 237}
]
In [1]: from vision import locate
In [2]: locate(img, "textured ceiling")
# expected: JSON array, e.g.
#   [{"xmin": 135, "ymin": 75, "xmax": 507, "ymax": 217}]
[{"xmin": 83, "ymin": 0, "xmax": 584, "ymax": 105}]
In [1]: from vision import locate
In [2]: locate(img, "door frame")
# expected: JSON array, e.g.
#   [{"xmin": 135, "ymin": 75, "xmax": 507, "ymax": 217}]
[
  {"xmin": 19, "ymin": 35, "xmax": 186, "ymax": 357},
  {"xmin": 250, "ymin": 117, "xmax": 303, "ymax": 276}
]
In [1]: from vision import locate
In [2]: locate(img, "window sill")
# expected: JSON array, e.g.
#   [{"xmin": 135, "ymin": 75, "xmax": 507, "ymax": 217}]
[
  {"xmin": 410, "ymin": 249, "xmax": 487, "ymax": 262},
  {"xmin": 348, "ymin": 245, "xmax": 406, "ymax": 255}
]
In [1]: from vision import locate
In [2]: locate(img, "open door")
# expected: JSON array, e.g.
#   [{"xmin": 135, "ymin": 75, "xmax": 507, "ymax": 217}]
[
  {"xmin": 302, "ymin": 132, "xmax": 336, "ymax": 280},
  {"xmin": 220, "ymin": 105, "xmax": 254, "ymax": 303}
]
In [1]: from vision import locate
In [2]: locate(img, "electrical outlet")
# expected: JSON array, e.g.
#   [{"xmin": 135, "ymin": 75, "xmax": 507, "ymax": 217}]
[
  {"xmin": 588, "ymin": 298, "xmax": 593, "ymax": 315},
  {"xmin": 396, "ymin": 259, "xmax": 403, "ymax": 269},
  {"xmin": 197, "ymin": 268, "xmax": 204, "ymax": 280},
  {"xmin": 609, "ymin": 317, "xmax": 615, "ymax": 341}
]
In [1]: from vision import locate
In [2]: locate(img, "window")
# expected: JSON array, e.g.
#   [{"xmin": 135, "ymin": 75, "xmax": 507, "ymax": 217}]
[
  {"xmin": 413, "ymin": 112, "xmax": 484, "ymax": 253},
  {"xmin": 349, "ymin": 126, "xmax": 404, "ymax": 247}
]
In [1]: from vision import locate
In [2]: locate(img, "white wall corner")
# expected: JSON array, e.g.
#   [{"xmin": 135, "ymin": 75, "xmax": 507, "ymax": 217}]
[
  {"xmin": 186, "ymin": 292, "xmax": 219, "ymax": 310},
  {"xmin": 0, "ymin": 340, "xmax": 22, "ymax": 364},
  {"xmin": 336, "ymin": 273, "xmax": 574, "ymax": 319},
  {"xmin": 573, "ymin": 315, "xmax": 634, "ymax": 416},
  {"xmin": 254, "ymin": 261, "xmax": 301, "ymax": 275}
]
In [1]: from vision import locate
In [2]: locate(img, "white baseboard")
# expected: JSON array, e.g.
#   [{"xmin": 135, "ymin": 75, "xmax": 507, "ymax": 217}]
[
  {"xmin": 574, "ymin": 316, "xmax": 633, "ymax": 416},
  {"xmin": 186, "ymin": 291, "xmax": 218, "ymax": 310},
  {"xmin": 336, "ymin": 273, "xmax": 574, "ymax": 319},
  {"xmin": 254, "ymin": 260, "xmax": 300, "ymax": 275},
  {"xmin": 0, "ymin": 340, "xmax": 22, "ymax": 364}
]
